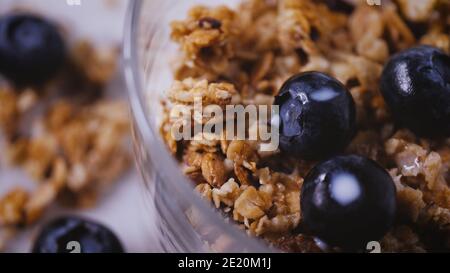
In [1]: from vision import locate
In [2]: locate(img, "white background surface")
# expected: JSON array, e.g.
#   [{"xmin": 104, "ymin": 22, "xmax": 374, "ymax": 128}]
[{"xmin": 0, "ymin": 0, "xmax": 160, "ymax": 253}]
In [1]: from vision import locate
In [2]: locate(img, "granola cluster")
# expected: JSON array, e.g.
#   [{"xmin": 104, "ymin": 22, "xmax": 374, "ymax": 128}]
[
  {"xmin": 0, "ymin": 41, "xmax": 130, "ymax": 250},
  {"xmin": 161, "ymin": 0, "xmax": 450, "ymax": 252}
]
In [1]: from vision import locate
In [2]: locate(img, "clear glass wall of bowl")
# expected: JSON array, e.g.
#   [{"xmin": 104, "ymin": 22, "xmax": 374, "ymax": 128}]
[{"xmin": 123, "ymin": 0, "xmax": 270, "ymax": 252}]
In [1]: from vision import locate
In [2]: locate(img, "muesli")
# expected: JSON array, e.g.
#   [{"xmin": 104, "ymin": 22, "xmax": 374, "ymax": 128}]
[{"xmin": 161, "ymin": 0, "xmax": 450, "ymax": 252}]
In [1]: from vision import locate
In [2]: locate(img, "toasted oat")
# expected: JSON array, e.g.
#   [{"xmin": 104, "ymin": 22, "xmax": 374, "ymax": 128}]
[
  {"xmin": 234, "ymin": 186, "xmax": 272, "ymax": 220},
  {"xmin": 226, "ymin": 140, "xmax": 259, "ymax": 165},
  {"xmin": 171, "ymin": 5, "xmax": 240, "ymax": 74},
  {"xmin": 201, "ymin": 153, "xmax": 228, "ymax": 188},
  {"xmin": 421, "ymin": 32, "xmax": 450, "ymax": 54},
  {"xmin": 381, "ymin": 226, "xmax": 426, "ymax": 253},
  {"xmin": 0, "ymin": 87, "xmax": 19, "ymax": 137},
  {"xmin": 168, "ymin": 78, "xmax": 236, "ymax": 106},
  {"xmin": 25, "ymin": 181, "xmax": 60, "ymax": 225},
  {"xmin": 71, "ymin": 41, "xmax": 118, "ymax": 85},
  {"xmin": 396, "ymin": 0, "xmax": 439, "ymax": 22},
  {"xmin": 195, "ymin": 183, "xmax": 213, "ymax": 202},
  {"xmin": 24, "ymin": 136, "xmax": 59, "ymax": 180},
  {"xmin": 234, "ymin": 163, "xmax": 253, "ymax": 186},
  {"xmin": 0, "ymin": 188, "xmax": 29, "ymax": 227},
  {"xmin": 383, "ymin": 4, "xmax": 416, "ymax": 50},
  {"xmin": 270, "ymin": 234, "xmax": 322, "ymax": 253},
  {"xmin": 394, "ymin": 175, "xmax": 427, "ymax": 222},
  {"xmin": 212, "ymin": 178, "xmax": 242, "ymax": 208}
]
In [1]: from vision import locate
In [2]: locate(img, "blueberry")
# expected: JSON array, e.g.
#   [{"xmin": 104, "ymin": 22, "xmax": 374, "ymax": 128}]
[
  {"xmin": 380, "ymin": 46, "xmax": 450, "ymax": 137},
  {"xmin": 301, "ymin": 155, "xmax": 396, "ymax": 250},
  {"xmin": 320, "ymin": 0, "xmax": 354, "ymax": 13},
  {"xmin": 0, "ymin": 14, "xmax": 66, "ymax": 85},
  {"xmin": 32, "ymin": 216, "xmax": 124, "ymax": 253},
  {"xmin": 274, "ymin": 72, "xmax": 356, "ymax": 160}
]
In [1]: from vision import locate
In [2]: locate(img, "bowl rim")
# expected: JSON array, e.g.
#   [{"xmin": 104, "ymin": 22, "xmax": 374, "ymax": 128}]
[{"xmin": 122, "ymin": 0, "xmax": 270, "ymax": 252}]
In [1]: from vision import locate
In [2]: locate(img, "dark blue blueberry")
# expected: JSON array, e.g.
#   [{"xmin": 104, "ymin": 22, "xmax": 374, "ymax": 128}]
[
  {"xmin": 380, "ymin": 46, "xmax": 450, "ymax": 137},
  {"xmin": 32, "ymin": 216, "xmax": 124, "ymax": 253},
  {"xmin": 301, "ymin": 155, "xmax": 397, "ymax": 250},
  {"xmin": 274, "ymin": 72, "xmax": 356, "ymax": 160},
  {"xmin": 0, "ymin": 14, "xmax": 66, "ymax": 85},
  {"xmin": 320, "ymin": 0, "xmax": 354, "ymax": 13}
]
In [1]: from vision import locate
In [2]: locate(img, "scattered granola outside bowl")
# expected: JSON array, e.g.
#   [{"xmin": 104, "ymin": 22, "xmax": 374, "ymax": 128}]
[
  {"xmin": 124, "ymin": 0, "xmax": 450, "ymax": 253},
  {"xmin": 0, "ymin": 9, "xmax": 131, "ymax": 251}
]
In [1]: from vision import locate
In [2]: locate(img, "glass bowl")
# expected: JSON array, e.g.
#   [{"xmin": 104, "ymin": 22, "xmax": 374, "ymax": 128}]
[{"xmin": 123, "ymin": 0, "xmax": 270, "ymax": 252}]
